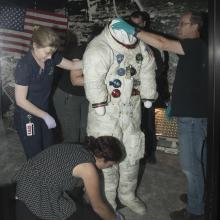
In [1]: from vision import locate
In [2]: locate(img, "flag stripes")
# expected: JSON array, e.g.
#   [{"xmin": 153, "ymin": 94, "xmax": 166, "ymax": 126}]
[{"xmin": 0, "ymin": 6, "xmax": 68, "ymax": 56}]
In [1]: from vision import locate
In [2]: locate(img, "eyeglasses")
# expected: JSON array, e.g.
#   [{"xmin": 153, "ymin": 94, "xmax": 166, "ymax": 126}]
[{"xmin": 178, "ymin": 22, "xmax": 192, "ymax": 27}]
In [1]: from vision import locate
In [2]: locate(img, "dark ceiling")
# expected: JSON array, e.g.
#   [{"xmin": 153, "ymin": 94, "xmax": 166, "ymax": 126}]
[{"xmin": 0, "ymin": 0, "xmax": 68, "ymax": 10}]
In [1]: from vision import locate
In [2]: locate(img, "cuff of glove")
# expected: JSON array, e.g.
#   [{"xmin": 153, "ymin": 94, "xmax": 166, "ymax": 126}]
[
  {"xmin": 142, "ymin": 99, "xmax": 155, "ymax": 108},
  {"xmin": 144, "ymin": 101, "xmax": 152, "ymax": 108},
  {"xmin": 94, "ymin": 106, "xmax": 106, "ymax": 116}
]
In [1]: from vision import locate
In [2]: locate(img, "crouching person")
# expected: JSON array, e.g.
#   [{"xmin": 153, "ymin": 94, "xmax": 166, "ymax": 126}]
[{"xmin": 14, "ymin": 136, "xmax": 125, "ymax": 220}]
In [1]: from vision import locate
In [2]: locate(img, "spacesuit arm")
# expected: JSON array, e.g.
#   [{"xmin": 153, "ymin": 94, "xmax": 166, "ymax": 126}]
[
  {"xmin": 139, "ymin": 43, "xmax": 158, "ymax": 101},
  {"xmin": 83, "ymin": 42, "xmax": 113, "ymax": 105}
]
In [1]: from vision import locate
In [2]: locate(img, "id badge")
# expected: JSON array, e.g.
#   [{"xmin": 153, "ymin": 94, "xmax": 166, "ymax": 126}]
[{"xmin": 26, "ymin": 122, "xmax": 35, "ymax": 136}]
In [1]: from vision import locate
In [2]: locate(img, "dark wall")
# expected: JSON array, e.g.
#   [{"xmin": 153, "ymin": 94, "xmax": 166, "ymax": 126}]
[
  {"xmin": 206, "ymin": 0, "xmax": 220, "ymax": 219},
  {"xmin": 0, "ymin": 0, "xmax": 67, "ymax": 10}
]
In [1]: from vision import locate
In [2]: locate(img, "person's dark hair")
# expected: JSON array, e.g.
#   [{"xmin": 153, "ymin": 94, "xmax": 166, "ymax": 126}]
[
  {"xmin": 130, "ymin": 11, "xmax": 150, "ymax": 29},
  {"xmin": 62, "ymin": 30, "xmax": 78, "ymax": 57},
  {"xmin": 88, "ymin": 25, "xmax": 104, "ymax": 42},
  {"xmin": 85, "ymin": 136, "xmax": 125, "ymax": 162},
  {"xmin": 189, "ymin": 11, "xmax": 204, "ymax": 33},
  {"xmin": 130, "ymin": 11, "xmax": 149, "ymax": 22}
]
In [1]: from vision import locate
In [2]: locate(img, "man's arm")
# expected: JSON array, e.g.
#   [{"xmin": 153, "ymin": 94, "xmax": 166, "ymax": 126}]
[
  {"xmin": 57, "ymin": 57, "xmax": 82, "ymax": 70},
  {"xmin": 58, "ymin": 58, "xmax": 84, "ymax": 86},
  {"xmin": 111, "ymin": 18, "xmax": 185, "ymax": 55},
  {"xmin": 70, "ymin": 69, "xmax": 84, "ymax": 86},
  {"xmin": 136, "ymin": 31, "xmax": 184, "ymax": 55}
]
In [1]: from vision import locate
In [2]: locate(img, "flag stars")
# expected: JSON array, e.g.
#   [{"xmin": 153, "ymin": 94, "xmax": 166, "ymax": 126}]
[{"xmin": 0, "ymin": 6, "xmax": 25, "ymax": 31}]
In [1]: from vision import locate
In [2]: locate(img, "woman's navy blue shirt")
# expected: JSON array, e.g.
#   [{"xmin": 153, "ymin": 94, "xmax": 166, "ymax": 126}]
[{"xmin": 14, "ymin": 51, "xmax": 63, "ymax": 112}]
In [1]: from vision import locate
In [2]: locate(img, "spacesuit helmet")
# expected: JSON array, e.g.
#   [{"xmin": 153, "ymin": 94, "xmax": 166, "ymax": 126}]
[{"xmin": 108, "ymin": 18, "xmax": 138, "ymax": 46}]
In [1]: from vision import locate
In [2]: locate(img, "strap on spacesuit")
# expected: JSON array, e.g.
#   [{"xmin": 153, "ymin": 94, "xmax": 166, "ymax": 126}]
[{"xmin": 92, "ymin": 101, "xmax": 108, "ymax": 108}]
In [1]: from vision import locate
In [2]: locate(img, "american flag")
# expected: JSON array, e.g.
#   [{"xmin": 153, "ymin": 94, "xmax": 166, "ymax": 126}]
[{"xmin": 0, "ymin": 5, "xmax": 68, "ymax": 55}]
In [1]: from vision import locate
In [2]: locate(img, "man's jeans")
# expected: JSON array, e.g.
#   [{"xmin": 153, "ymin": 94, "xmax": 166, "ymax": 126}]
[{"xmin": 177, "ymin": 117, "xmax": 207, "ymax": 215}]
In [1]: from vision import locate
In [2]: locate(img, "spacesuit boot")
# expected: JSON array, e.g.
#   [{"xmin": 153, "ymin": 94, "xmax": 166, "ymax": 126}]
[
  {"xmin": 118, "ymin": 160, "xmax": 147, "ymax": 215},
  {"xmin": 102, "ymin": 165, "xmax": 119, "ymax": 210}
]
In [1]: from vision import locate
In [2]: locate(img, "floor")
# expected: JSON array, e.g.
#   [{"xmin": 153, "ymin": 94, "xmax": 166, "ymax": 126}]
[{"xmin": 0, "ymin": 121, "xmax": 187, "ymax": 220}]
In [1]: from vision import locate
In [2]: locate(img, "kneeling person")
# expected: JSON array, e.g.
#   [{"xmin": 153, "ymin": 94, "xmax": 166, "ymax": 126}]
[{"xmin": 14, "ymin": 136, "xmax": 125, "ymax": 220}]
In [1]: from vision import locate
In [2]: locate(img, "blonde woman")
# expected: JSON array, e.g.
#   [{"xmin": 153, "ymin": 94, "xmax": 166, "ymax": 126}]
[{"xmin": 14, "ymin": 26, "xmax": 82, "ymax": 159}]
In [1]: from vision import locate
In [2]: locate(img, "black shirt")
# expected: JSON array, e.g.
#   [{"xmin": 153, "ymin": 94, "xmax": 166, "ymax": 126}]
[
  {"xmin": 14, "ymin": 144, "xmax": 95, "ymax": 220},
  {"xmin": 171, "ymin": 38, "xmax": 208, "ymax": 118},
  {"xmin": 57, "ymin": 45, "xmax": 86, "ymax": 96}
]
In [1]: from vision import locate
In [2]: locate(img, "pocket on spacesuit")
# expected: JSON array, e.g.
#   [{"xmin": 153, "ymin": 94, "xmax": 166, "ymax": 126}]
[
  {"xmin": 120, "ymin": 78, "xmax": 133, "ymax": 105},
  {"xmin": 123, "ymin": 131, "xmax": 145, "ymax": 165}
]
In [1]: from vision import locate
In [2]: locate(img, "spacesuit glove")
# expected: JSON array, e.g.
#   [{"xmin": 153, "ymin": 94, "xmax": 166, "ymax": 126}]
[
  {"xmin": 144, "ymin": 100, "xmax": 153, "ymax": 109},
  {"xmin": 94, "ymin": 106, "xmax": 106, "ymax": 116},
  {"xmin": 111, "ymin": 18, "xmax": 137, "ymax": 36},
  {"xmin": 115, "ymin": 211, "xmax": 125, "ymax": 220},
  {"xmin": 42, "ymin": 113, "xmax": 56, "ymax": 129}
]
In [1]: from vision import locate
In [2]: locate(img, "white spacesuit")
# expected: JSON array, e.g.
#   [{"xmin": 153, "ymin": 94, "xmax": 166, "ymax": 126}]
[{"xmin": 83, "ymin": 19, "xmax": 158, "ymax": 215}]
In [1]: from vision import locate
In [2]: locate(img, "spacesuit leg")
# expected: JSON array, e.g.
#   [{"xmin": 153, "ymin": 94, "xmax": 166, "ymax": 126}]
[
  {"xmin": 118, "ymin": 159, "xmax": 147, "ymax": 215},
  {"xmin": 102, "ymin": 164, "xmax": 119, "ymax": 210},
  {"xmin": 117, "ymin": 112, "xmax": 147, "ymax": 216}
]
